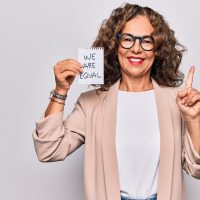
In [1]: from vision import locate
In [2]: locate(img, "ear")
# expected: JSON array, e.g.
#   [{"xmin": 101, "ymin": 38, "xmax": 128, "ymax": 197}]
[{"xmin": 154, "ymin": 51, "xmax": 159, "ymax": 57}]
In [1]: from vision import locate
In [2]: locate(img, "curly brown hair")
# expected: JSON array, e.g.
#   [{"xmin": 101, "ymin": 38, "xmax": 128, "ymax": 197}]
[{"xmin": 92, "ymin": 3, "xmax": 185, "ymax": 91}]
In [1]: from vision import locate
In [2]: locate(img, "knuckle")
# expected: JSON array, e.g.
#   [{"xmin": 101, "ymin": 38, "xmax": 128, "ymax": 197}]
[
  {"xmin": 54, "ymin": 63, "xmax": 60, "ymax": 71},
  {"xmin": 56, "ymin": 73, "xmax": 63, "ymax": 80},
  {"xmin": 53, "ymin": 65, "xmax": 57, "ymax": 72},
  {"xmin": 54, "ymin": 70, "xmax": 59, "ymax": 76},
  {"xmin": 63, "ymin": 73, "xmax": 69, "ymax": 78},
  {"xmin": 63, "ymin": 59, "xmax": 71, "ymax": 64}
]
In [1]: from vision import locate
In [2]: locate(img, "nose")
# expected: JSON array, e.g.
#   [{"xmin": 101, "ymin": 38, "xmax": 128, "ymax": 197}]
[{"xmin": 130, "ymin": 39, "xmax": 142, "ymax": 54}]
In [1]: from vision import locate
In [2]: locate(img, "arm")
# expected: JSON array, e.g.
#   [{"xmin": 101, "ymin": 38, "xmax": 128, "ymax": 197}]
[
  {"xmin": 185, "ymin": 117, "xmax": 200, "ymax": 155},
  {"xmin": 44, "ymin": 88, "xmax": 67, "ymax": 117},
  {"xmin": 32, "ymin": 93, "xmax": 86, "ymax": 162},
  {"xmin": 176, "ymin": 66, "xmax": 200, "ymax": 178},
  {"xmin": 32, "ymin": 58, "xmax": 84, "ymax": 162},
  {"xmin": 45, "ymin": 58, "xmax": 83, "ymax": 117},
  {"xmin": 181, "ymin": 115, "xmax": 200, "ymax": 179}
]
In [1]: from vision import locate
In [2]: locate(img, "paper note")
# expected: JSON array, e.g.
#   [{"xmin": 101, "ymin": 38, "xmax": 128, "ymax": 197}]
[{"xmin": 78, "ymin": 48, "xmax": 104, "ymax": 84}]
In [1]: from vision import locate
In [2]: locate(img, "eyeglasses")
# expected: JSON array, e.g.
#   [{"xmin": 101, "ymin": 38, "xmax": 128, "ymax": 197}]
[{"xmin": 117, "ymin": 33, "xmax": 155, "ymax": 51}]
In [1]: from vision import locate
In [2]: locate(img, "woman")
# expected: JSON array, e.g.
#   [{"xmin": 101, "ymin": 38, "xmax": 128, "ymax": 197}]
[{"xmin": 33, "ymin": 3, "xmax": 200, "ymax": 200}]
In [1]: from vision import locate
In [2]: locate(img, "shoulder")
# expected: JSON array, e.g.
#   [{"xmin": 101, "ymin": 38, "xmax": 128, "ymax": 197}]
[
  {"xmin": 157, "ymin": 84, "xmax": 184, "ymax": 113},
  {"xmin": 78, "ymin": 87, "xmax": 108, "ymax": 106},
  {"xmin": 152, "ymin": 78, "xmax": 184, "ymax": 97},
  {"xmin": 159, "ymin": 83, "xmax": 184, "ymax": 98},
  {"xmin": 74, "ymin": 88, "xmax": 109, "ymax": 116},
  {"xmin": 82, "ymin": 87, "xmax": 107, "ymax": 98},
  {"xmin": 168, "ymin": 83, "xmax": 184, "ymax": 96}
]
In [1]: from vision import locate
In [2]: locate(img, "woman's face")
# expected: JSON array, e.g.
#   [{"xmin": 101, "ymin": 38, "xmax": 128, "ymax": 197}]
[{"xmin": 118, "ymin": 15, "xmax": 155, "ymax": 80}]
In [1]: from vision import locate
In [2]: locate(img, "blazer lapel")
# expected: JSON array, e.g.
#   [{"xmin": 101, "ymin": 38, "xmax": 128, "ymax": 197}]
[
  {"xmin": 102, "ymin": 78, "xmax": 175, "ymax": 200},
  {"xmin": 102, "ymin": 79, "xmax": 121, "ymax": 200},
  {"xmin": 152, "ymin": 79, "xmax": 175, "ymax": 200}
]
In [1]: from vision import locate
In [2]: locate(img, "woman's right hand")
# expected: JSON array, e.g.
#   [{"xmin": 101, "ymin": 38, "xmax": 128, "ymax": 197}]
[{"xmin": 53, "ymin": 59, "xmax": 83, "ymax": 95}]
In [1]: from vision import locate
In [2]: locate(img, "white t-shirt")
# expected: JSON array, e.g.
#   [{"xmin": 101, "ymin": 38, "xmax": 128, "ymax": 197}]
[{"xmin": 116, "ymin": 89, "xmax": 160, "ymax": 199}]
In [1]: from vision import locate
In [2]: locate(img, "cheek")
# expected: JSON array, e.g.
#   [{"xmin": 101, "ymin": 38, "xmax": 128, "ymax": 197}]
[
  {"xmin": 118, "ymin": 47, "xmax": 127, "ymax": 62},
  {"xmin": 146, "ymin": 52, "xmax": 155, "ymax": 63},
  {"xmin": 117, "ymin": 47, "xmax": 122, "ymax": 59}
]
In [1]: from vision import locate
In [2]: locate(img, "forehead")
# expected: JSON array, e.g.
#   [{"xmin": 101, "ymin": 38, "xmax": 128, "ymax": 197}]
[{"xmin": 121, "ymin": 15, "xmax": 154, "ymax": 35}]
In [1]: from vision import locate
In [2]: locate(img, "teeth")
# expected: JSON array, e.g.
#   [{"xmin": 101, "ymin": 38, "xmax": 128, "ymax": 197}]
[{"xmin": 129, "ymin": 58, "xmax": 143, "ymax": 62}]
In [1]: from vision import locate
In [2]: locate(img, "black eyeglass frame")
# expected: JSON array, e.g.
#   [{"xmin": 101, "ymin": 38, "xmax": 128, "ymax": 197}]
[{"xmin": 116, "ymin": 33, "xmax": 155, "ymax": 51}]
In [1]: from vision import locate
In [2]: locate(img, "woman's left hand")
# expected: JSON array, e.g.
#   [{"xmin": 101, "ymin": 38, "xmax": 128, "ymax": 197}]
[{"xmin": 176, "ymin": 66, "xmax": 200, "ymax": 122}]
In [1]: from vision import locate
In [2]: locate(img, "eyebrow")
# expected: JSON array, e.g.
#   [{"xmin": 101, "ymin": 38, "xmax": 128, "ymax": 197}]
[
  {"xmin": 121, "ymin": 32, "xmax": 154, "ymax": 36},
  {"xmin": 120, "ymin": 33, "xmax": 153, "ymax": 37}
]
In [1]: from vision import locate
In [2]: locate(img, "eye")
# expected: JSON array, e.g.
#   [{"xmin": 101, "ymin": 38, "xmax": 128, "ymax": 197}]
[
  {"xmin": 120, "ymin": 35, "xmax": 133, "ymax": 42},
  {"xmin": 143, "ymin": 40, "xmax": 151, "ymax": 44},
  {"xmin": 122, "ymin": 37, "xmax": 133, "ymax": 42},
  {"xmin": 142, "ymin": 37, "xmax": 154, "ymax": 44},
  {"xmin": 123, "ymin": 38, "xmax": 132, "ymax": 42}
]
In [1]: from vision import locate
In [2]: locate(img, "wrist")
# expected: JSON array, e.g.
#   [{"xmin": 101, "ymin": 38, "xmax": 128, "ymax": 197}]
[
  {"xmin": 184, "ymin": 115, "xmax": 200, "ymax": 137},
  {"xmin": 50, "ymin": 89, "xmax": 68, "ymax": 101},
  {"xmin": 55, "ymin": 87, "xmax": 69, "ymax": 96},
  {"xmin": 50, "ymin": 96, "xmax": 65, "ymax": 105},
  {"xmin": 183, "ymin": 114, "xmax": 200, "ymax": 124}
]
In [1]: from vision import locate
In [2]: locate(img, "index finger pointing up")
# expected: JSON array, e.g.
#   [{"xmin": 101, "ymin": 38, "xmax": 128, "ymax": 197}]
[{"xmin": 185, "ymin": 66, "xmax": 195, "ymax": 88}]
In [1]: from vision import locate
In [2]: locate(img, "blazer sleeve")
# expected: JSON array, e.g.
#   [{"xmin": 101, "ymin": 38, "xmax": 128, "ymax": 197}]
[
  {"xmin": 32, "ymin": 93, "xmax": 86, "ymax": 162},
  {"xmin": 181, "ymin": 116, "xmax": 200, "ymax": 179}
]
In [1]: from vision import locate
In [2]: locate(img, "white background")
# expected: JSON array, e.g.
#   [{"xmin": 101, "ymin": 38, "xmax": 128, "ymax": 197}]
[{"xmin": 0, "ymin": 0, "xmax": 200, "ymax": 199}]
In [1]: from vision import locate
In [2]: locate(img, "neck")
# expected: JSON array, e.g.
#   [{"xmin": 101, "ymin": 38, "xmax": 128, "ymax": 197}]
[{"xmin": 119, "ymin": 76, "xmax": 153, "ymax": 92}]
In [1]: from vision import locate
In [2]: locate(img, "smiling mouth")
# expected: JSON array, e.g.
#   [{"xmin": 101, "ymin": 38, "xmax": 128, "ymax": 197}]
[{"xmin": 127, "ymin": 56, "xmax": 145, "ymax": 65}]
